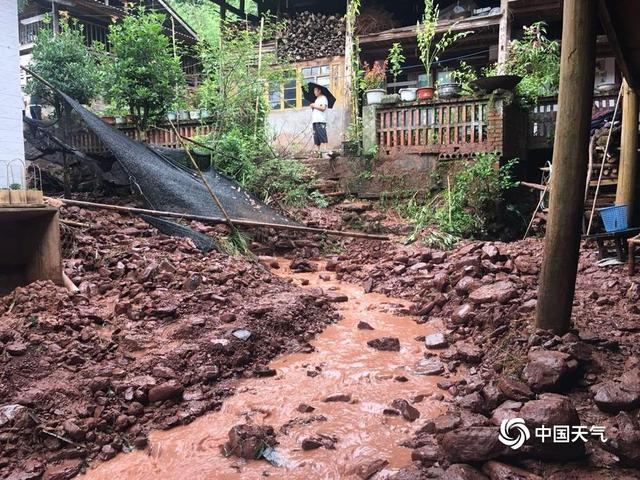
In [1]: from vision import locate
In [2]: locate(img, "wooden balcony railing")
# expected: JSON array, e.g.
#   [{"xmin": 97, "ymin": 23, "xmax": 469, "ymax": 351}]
[
  {"xmin": 528, "ymin": 93, "xmax": 618, "ymax": 149},
  {"xmin": 69, "ymin": 120, "xmax": 215, "ymax": 155},
  {"xmin": 376, "ymin": 95, "xmax": 507, "ymax": 159}
]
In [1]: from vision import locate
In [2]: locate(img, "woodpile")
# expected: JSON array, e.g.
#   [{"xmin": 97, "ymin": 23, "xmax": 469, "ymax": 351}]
[
  {"xmin": 356, "ymin": 6, "xmax": 399, "ymax": 36},
  {"xmin": 278, "ymin": 12, "xmax": 345, "ymax": 61}
]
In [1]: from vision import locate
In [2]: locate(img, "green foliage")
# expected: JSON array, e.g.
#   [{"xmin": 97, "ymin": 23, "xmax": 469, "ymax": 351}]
[
  {"xmin": 387, "ymin": 42, "xmax": 405, "ymax": 87},
  {"xmin": 417, "ymin": 0, "xmax": 472, "ymax": 77},
  {"xmin": 451, "ymin": 61, "xmax": 478, "ymax": 96},
  {"xmin": 504, "ymin": 22, "xmax": 560, "ymax": 106},
  {"xmin": 401, "ymin": 153, "xmax": 518, "ymax": 240},
  {"xmin": 26, "ymin": 16, "xmax": 100, "ymax": 117},
  {"xmin": 101, "ymin": 6, "xmax": 185, "ymax": 131},
  {"xmin": 359, "ymin": 60, "xmax": 387, "ymax": 91}
]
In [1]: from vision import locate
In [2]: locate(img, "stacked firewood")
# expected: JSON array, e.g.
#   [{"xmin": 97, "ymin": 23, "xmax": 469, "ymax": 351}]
[
  {"xmin": 592, "ymin": 124, "xmax": 621, "ymax": 181},
  {"xmin": 278, "ymin": 12, "xmax": 345, "ymax": 61}
]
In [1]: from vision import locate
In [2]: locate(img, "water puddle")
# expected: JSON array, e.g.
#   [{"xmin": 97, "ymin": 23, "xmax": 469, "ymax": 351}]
[{"xmin": 81, "ymin": 260, "xmax": 451, "ymax": 479}]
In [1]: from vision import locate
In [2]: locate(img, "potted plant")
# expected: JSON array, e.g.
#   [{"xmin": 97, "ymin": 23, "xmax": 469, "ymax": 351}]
[
  {"xmin": 436, "ymin": 69, "xmax": 462, "ymax": 98},
  {"xmin": 124, "ymin": 113, "xmax": 138, "ymax": 125},
  {"xmin": 417, "ymin": 0, "xmax": 472, "ymax": 100},
  {"xmin": 387, "ymin": 42, "xmax": 406, "ymax": 102},
  {"xmin": 360, "ymin": 60, "xmax": 387, "ymax": 105},
  {"xmin": 9, "ymin": 183, "xmax": 26, "ymax": 204},
  {"xmin": 100, "ymin": 105, "xmax": 117, "ymax": 125},
  {"xmin": 450, "ymin": 61, "xmax": 478, "ymax": 97}
]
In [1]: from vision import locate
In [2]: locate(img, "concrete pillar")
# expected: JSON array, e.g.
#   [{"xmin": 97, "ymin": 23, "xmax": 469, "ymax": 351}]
[{"xmin": 536, "ymin": 0, "xmax": 597, "ymax": 334}]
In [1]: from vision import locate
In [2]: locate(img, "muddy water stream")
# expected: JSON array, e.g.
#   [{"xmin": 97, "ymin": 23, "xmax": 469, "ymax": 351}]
[{"xmin": 82, "ymin": 260, "xmax": 451, "ymax": 480}]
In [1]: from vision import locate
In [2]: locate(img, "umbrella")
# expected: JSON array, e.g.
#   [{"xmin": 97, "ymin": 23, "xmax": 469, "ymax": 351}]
[{"xmin": 301, "ymin": 82, "xmax": 336, "ymax": 108}]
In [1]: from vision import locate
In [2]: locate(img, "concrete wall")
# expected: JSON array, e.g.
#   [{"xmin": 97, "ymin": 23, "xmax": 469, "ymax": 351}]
[
  {"xmin": 0, "ymin": 1, "xmax": 26, "ymax": 188},
  {"xmin": 268, "ymin": 106, "xmax": 346, "ymax": 155}
]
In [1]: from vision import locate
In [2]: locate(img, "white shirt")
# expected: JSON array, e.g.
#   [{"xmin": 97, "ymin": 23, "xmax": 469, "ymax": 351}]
[{"xmin": 312, "ymin": 95, "xmax": 328, "ymax": 124}]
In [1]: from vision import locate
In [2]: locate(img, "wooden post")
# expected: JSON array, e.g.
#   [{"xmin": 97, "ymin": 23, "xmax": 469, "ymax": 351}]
[
  {"xmin": 536, "ymin": 0, "xmax": 597, "ymax": 334},
  {"xmin": 343, "ymin": 0, "xmax": 356, "ymax": 140},
  {"xmin": 616, "ymin": 78, "xmax": 639, "ymax": 223},
  {"xmin": 497, "ymin": 0, "xmax": 511, "ymax": 74}
]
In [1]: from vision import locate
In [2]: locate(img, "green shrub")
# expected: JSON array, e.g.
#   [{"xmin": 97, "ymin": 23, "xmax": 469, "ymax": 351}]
[
  {"xmin": 402, "ymin": 153, "xmax": 518, "ymax": 240},
  {"xmin": 248, "ymin": 157, "xmax": 322, "ymax": 208}
]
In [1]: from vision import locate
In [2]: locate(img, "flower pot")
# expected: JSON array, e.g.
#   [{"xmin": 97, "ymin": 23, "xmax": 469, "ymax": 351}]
[
  {"xmin": 101, "ymin": 115, "xmax": 116, "ymax": 125},
  {"xmin": 365, "ymin": 88, "xmax": 385, "ymax": 105},
  {"xmin": 417, "ymin": 74, "xmax": 432, "ymax": 87},
  {"xmin": 9, "ymin": 189, "xmax": 27, "ymax": 204},
  {"xmin": 178, "ymin": 110, "xmax": 190, "ymax": 121},
  {"xmin": 125, "ymin": 114, "xmax": 137, "ymax": 125},
  {"xmin": 190, "ymin": 110, "xmax": 201, "ymax": 120},
  {"xmin": 399, "ymin": 88, "xmax": 417, "ymax": 102},
  {"xmin": 437, "ymin": 83, "xmax": 462, "ymax": 99},
  {"xmin": 381, "ymin": 93, "xmax": 400, "ymax": 104},
  {"xmin": 26, "ymin": 189, "xmax": 43, "ymax": 204},
  {"xmin": 417, "ymin": 87, "xmax": 435, "ymax": 100},
  {"xmin": 166, "ymin": 112, "xmax": 178, "ymax": 122},
  {"xmin": 0, "ymin": 189, "xmax": 10, "ymax": 204},
  {"xmin": 115, "ymin": 116, "xmax": 125, "ymax": 125}
]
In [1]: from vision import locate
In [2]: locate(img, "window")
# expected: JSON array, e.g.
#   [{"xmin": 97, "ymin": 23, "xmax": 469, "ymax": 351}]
[
  {"xmin": 302, "ymin": 65, "xmax": 330, "ymax": 106},
  {"xmin": 283, "ymin": 78, "xmax": 297, "ymax": 109}
]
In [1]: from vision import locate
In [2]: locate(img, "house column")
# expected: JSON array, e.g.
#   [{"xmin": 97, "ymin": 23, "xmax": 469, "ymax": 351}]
[
  {"xmin": 536, "ymin": 0, "xmax": 597, "ymax": 334},
  {"xmin": 615, "ymin": 78, "xmax": 639, "ymax": 223},
  {"xmin": 497, "ymin": 0, "xmax": 511, "ymax": 74},
  {"xmin": 343, "ymin": 0, "xmax": 356, "ymax": 141}
]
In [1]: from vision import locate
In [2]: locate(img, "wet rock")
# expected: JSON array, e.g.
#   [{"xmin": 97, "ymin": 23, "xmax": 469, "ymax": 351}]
[
  {"xmin": 6, "ymin": 341, "xmax": 28, "ymax": 356},
  {"xmin": 297, "ymin": 403, "xmax": 315, "ymax": 413},
  {"xmin": 441, "ymin": 463, "xmax": 489, "ymax": 480},
  {"xmin": 602, "ymin": 411, "xmax": 640, "ymax": 467},
  {"xmin": 62, "ymin": 420, "xmax": 85, "ymax": 442},
  {"xmin": 452, "ymin": 304, "xmax": 474, "ymax": 325},
  {"xmin": 457, "ymin": 392, "xmax": 485, "ymax": 414},
  {"xmin": 513, "ymin": 255, "xmax": 538, "ymax": 275},
  {"xmin": 410, "ymin": 444, "xmax": 439, "ymax": 466},
  {"xmin": 490, "ymin": 400, "xmax": 523, "ymax": 425},
  {"xmin": 391, "ymin": 399, "xmax": 420, "ymax": 421},
  {"xmin": 367, "ymin": 337, "xmax": 400, "ymax": 352},
  {"xmin": 389, "ymin": 462, "xmax": 427, "ymax": 480},
  {"xmin": 593, "ymin": 382, "xmax": 640, "ymax": 413},
  {"xmin": 482, "ymin": 461, "xmax": 542, "ymax": 480},
  {"xmin": 497, "ymin": 377, "xmax": 533, "ymax": 401},
  {"xmin": 415, "ymin": 357, "xmax": 445, "ymax": 376},
  {"xmin": 521, "ymin": 350, "xmax": 576, "ymax": 392},
  {"xmin": 301, "ymin": 437, "xmax": 323, "ymax": 450},
  {"xmin": 324, "ymin": 393, "xmax": 351, "ymax": 403},
  {"xmin": 0, "ymin": 404, "xmax": 31, "ymax": 429},
  {"xmin": 481, "ymin": 383, "xmax": 506, "ymax": 411},
  {"xmin": 519, "ymin": 393, "xmax": 585, "ymax": 460},
  {"xmin": 454, "ymin": 342, "xmax": 483, "ymax": 364},
  {"xmin": 253, "ymin": 367, "xmax": 277, "ymax": 378},
  {"xmin": 148, "ymin": 381, "xmax": 184, "ymax": 403},
  {"xmin": 440, "ymin": 427, "xmax": 508, "ymax": 462},
  {"xmin": 224, "ymin": 424, "xmax": 277, "ymax": 460},
  {"xmin": 354, "ymin": 458, "xmax": 389, "ymax": 479},
  {"xmin": 468, "ymin": 281, "xmax": 517, "ymax": 304},
  {"xmin": 424, "ymin": 333, "xmax": 448, "ymax": 349},
  {"xmin": 326, "ymin": 293, "xmax": 348, "ymax": 303},
  {"xmin": 100, "ymin": 444, "xmax": 116, "ymax": 461},
  {"xmin": 454, "ymin": 276, "xmax": 481, "ymax": 296},
  {"xmin": 289, "ymin": 259, "xmax": 317, "ymax": 272},
  {"xmin": 482, "ymin": 244, "xmax": 500, "ymax": 260},
  {"xmin": 42, "ymin": 460, "xmax": 83, "ymax": 480},
  {"xmin": 363, "ymin": 278, "xmax": 374, "ymax": 293},
  {"xmin": 232, "ymin": 329, "xmax": 252, "ymax": 340},
  {"xmin": 357, "ymin": 321, "xmax": 374, "ymax": 330},
  {"xmin": 301, "ymin": 434, "xmax": 337, "ymax": 451},
  {"xmin": 133, "ymin": 435, "xmax": 148, "ymax": 449}
]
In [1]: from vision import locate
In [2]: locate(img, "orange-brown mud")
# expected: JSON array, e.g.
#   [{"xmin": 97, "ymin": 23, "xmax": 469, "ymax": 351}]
[{"xmin": 81, "ymin": 261, "xmax": 451, "ymax": 479}]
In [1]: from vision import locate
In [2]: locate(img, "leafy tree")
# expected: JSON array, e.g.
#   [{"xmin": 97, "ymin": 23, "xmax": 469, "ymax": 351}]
[
  {"xmin": 26, "ymin": 15, "xmax": 100, "ymax": 117},
  {"xmin": 102, "ymin": 6, "xmax": 185, "ymax": 131}
]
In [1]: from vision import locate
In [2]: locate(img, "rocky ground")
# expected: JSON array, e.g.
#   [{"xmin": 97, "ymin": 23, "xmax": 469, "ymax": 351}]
[
  {"xmin": 0, "ymin": 202, "xmax": 339, "ymax": 480},
  {"xmin": 3, "ymin": 197, "xmax": 640, "ymax": 479},
  {"xmin": 274, "ymin": 201, "xmax": 640, "ymax": 479}
]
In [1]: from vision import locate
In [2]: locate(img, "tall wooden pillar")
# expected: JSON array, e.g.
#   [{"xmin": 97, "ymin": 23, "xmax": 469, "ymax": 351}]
[
  {"xmin": 497, "ymin": 0, "xmax": 511, "ymax": 74},
  {"xmin": 343, "ymin": 0, "xmax": 356, "ymax": 141},
  {"xmin": 615, "ymin": 78, "xmax": 639, "ymax": 223},
  {"xmin": 536, "ymin": 0, "xmax": 597, "ymax": 334}
]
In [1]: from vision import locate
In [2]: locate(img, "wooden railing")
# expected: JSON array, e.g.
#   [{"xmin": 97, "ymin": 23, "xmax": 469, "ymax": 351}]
[
  {"xmin": 69, "ymin": 120, "xmax": 216, "ymax": 155},
  {"xmin": 376, "ymin": 95, "xmax": 504, "ymax": 158},
  {"xmin": 528, "ymin": 93, "xmax": 618, "ymax": 149}
]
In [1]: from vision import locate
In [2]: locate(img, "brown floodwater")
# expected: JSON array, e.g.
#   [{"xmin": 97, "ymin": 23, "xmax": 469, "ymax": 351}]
[{"xmin": 81, "ymin": 260, "xmax": 451, "ymax": 480}]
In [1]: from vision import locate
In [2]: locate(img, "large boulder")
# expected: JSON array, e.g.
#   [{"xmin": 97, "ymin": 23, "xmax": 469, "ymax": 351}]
[
  {"xmin": 521, "ymin": 350, "xmax": 577, "ymax": 392},
  {"xmin": 593, "ymin": 382, "xmax": 640, "ymax": 413},
  {"xmin": 482, "ymin": 460, "xmax": 542, "ymax": 480},
  {"xmin": 367, "ymin": 337, "xmax": 400, "ymax": 352},
  {"xmin": 440, "ymin": 427, "xmax": 509, "ymax": 463},
  {"xmin": 441, "ymin": 463, "xmax": 489, "ymax": 480},
  {"xmin": 602, "ymin": 412, "xmax": 640, "ymax": 467},
  {"xmin": 468, "ymin": 281, "xmax": 517, "ymax": 304},
  {"xmin": 224, "ymin": 424, "xmax": 277, "ymax": 459}
]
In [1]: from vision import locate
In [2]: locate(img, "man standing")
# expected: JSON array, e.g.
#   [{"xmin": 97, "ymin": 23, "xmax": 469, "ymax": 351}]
[{"xmin": 310, "ymin": 86, "xmax": 328, "ymax": 157}]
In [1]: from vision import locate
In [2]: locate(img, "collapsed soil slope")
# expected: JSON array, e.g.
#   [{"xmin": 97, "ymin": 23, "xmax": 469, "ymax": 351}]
[{"xmin": 0, "ymin": 205, "xmax": 338, "ymax": 480}]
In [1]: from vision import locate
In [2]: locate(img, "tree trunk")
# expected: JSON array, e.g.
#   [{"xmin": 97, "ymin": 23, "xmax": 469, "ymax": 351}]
[
  {"xmin": 61, "ymin": 107, "xmax": 71, "ymax": 199},
  {"xmin": 615, "ymin": 78, "xmax": 639, "ymax": 224},
  {"xmin": 535, "ymin": 0, "xmax": 597, "ymax": 334}
]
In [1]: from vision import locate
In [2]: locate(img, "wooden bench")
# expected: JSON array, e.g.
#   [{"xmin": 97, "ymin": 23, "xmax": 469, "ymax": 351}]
[{"xmin": 628, "ymin": 232, "xmax": 640, "ymax": 275}]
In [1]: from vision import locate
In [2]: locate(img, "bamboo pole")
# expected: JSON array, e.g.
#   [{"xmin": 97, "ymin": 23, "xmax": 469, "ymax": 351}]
[
  {"xmin": 47, "ymin": 197, "xmax": 391, "ymax": 241},
  {"xmin": 535, "ymin": 0, "xmax": 598, "ymax": 334},
  {"xmin": 615, "ymin": 79, "xmax": 639, "ymax": 223},
  {"xmin": 254, "ymin": 16, "xmax": 265, "ymax": 140}
]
